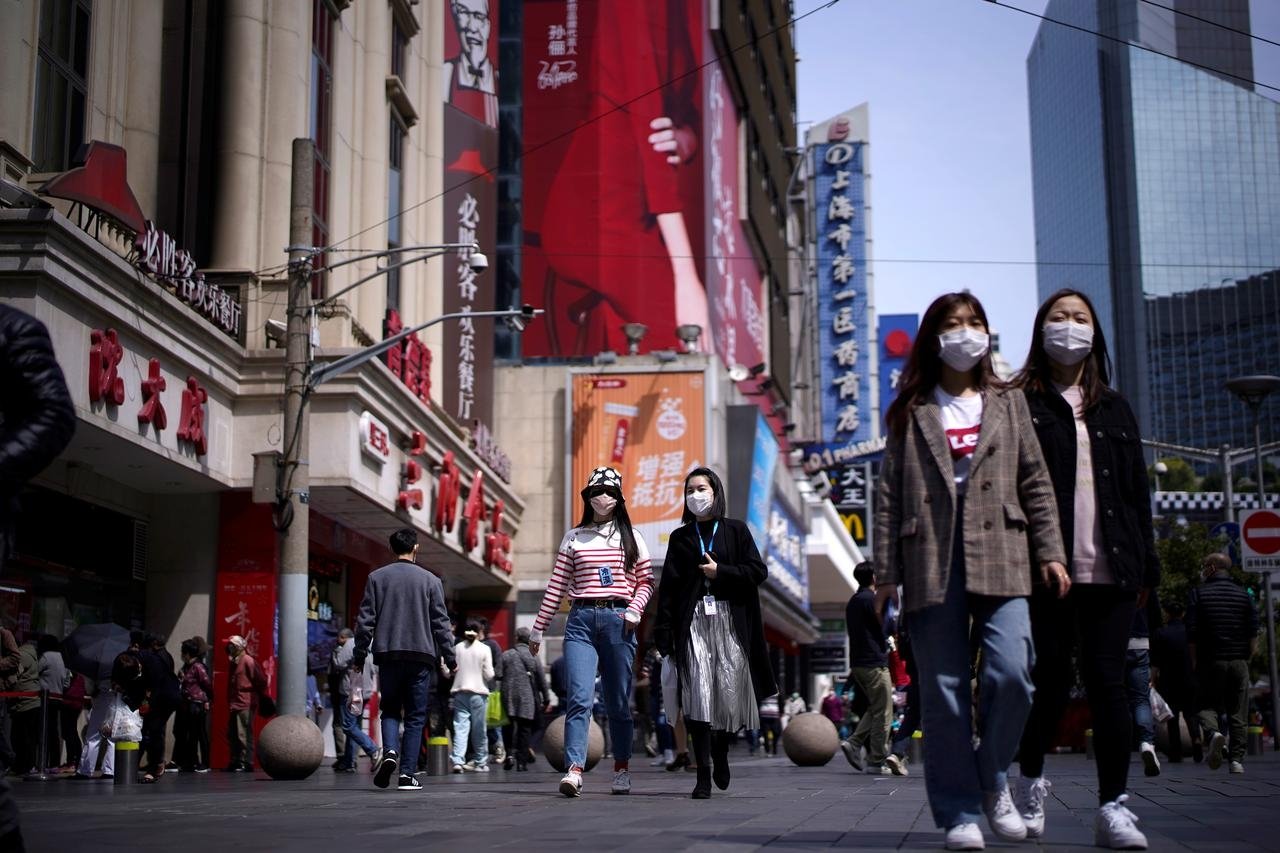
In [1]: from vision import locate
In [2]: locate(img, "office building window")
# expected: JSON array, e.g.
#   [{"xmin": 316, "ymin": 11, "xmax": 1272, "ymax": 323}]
[
  {"xmin": 32, "ymin": 0, "xmax": 91, "ymax": 173},
  {"xmin": 387, "ymin": 112, "xmax": 407, "ymax": 313},
  {"xmin": 310, "ymin": 0, "xmax": 336, "ymax": 296}
]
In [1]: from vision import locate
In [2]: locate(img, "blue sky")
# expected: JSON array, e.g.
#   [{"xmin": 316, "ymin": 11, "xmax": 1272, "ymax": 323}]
[{"xmin": 797, "ymin": 0, "xmax": 1280, "ymax": 366}]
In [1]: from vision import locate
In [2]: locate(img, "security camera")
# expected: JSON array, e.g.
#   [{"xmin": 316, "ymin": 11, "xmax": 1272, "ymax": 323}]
[
  {"xmin": 264, "ymin": 319, "xmax": 287, "ymax": 347},
  {"xmin": 504, "ymin": 304, "xmax": 538, "ymax": 333},
  {"xmin": 467, "ymin": 251, "xmax": 489, "ymax": 272}
]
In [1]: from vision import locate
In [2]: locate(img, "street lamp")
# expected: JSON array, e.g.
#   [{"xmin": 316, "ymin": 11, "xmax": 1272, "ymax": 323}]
[{"xmin": 1226, "ymin": 373, "xmax": 1280, "ymax": 751}]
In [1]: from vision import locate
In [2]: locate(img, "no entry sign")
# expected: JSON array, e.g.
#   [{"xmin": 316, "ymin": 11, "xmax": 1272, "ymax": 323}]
[{"xmin": 1240, "ymin": 509, "xmax": 1280, "ymax": 572}]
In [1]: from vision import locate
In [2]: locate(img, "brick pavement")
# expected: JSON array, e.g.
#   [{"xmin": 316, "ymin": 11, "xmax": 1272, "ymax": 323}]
[{"xmin": 9, "ymin": 748, "xmax": 1278, "ymax": 852}]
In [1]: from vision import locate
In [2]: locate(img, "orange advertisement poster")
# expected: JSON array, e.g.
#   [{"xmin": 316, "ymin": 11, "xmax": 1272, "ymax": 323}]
[{"xmin": 570, "ymin": 370, "xmax": 707, "ymax": 563}]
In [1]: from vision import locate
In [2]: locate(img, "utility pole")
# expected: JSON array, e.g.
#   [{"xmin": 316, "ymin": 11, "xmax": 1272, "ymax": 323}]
[{"xmin": 278, "ymin": 137, "xmax": 314, "ymax": 717}]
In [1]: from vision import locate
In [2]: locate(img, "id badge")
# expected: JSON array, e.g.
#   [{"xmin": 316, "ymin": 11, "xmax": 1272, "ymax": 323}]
[
  {"xmin": 703, "ymin": 595, "xmax": 718, "ymax": 616},
  {"xmin": 598, "ymin": 565, "xmax": 615, "ymax": 587}
]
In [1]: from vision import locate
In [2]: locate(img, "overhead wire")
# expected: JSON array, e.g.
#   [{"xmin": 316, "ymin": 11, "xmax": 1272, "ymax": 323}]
[{"xmin": 1135, "ymin": 0, "xmax": 1280, "ymax": 50}]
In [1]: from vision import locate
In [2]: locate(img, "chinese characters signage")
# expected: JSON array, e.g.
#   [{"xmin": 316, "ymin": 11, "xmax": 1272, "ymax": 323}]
[
  {"xmin": 134, "ymin": 222, "xmax": 242, "ymax": 338},
  {"xmin": 814, "ymin": 140, "xmax": 871, "ymax": 446},
  {"xmin": 569, "ymin": 370, "xmax": 706, "ymax": 563},
  {"xmin": 745, "ymin": 412, "xmax": 778, "ymax": 552},
  {"xmin": 538, "ymin": 0, "xmax": 580, "ymax": 89},
  {"xmin": 765, "ymin": 496, "xmax": 809, "ymax": 608},
  {"xmin": 877, "ymin": 314, "xmax": 917, "ymax": 424}
]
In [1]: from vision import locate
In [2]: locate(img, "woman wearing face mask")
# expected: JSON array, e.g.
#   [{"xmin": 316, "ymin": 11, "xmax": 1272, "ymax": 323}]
[
  {"xmin": 874, "ymin": 292, "xmax": 1066, "ymax": 851},
  {"xmin": 1011, "ymin": 289, "xmax": 1160, "ymax": 850},
  {"xmin": 529, "ymin": 466, "xmax": 653, "ymax": 798},
  {"xmin": 653, "ymin": 467, "xmax": 776, "ymax": 799}
]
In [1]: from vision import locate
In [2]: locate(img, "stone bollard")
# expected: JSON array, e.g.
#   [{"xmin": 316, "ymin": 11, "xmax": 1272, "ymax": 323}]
[
  {"xmin": 257, "ymin": 714, "xmax": 325, "ymax": 780},
  {"xmin": 541, "ymin": 716, "xmax": 605, "ymax": 772},
  {"xmin": 426, "ymin": 736, "xmax": 450, "ymax": 775},
  {"xmin": 781, "ymin": 713, "xmax": 839, "ymax": 766},
  {"xmin": 113, "ymin": 741, "xmax": 140, "ymax": 786}
]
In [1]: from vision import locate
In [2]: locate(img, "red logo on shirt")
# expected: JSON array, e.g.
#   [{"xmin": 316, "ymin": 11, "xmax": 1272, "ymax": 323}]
[{"xmin": 946, "ymin": 425, "xmax": 981, "ymax": 459}]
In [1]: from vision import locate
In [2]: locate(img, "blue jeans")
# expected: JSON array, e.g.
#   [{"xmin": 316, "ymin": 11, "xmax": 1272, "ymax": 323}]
[
  {"xmin": 340, "ymin": 697, "xmax": 377, "ymax": 765},
  {"xmin": 564, "ymin": 604, "xmax": 637, "ymax": 769},
  {"xmin": 1125, "ymin": 648, "xmax": 1154, "ymax": 746},
  {"xmin": 910, "ymin": 528, "xmax": 1035, "ymax": 829},
  {"xmin": 377, "ymin": 660, "xmax": 433, "ymax": 774},
  {"xmin": 449, "ymin": 691, "xmax": 489, "ymax": 767}
]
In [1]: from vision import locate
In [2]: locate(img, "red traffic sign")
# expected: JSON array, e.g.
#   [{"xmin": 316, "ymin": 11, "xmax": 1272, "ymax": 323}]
[{"xmin": 1240, "ymin": 509, "xmax": 1280, "ymax": 572}]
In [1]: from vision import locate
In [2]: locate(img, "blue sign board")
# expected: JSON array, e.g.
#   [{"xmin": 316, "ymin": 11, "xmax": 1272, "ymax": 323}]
[
  {"xmin": 815, "ymin": 141, "xmax": 871, "ymax": 446},
  {"xmin": 765, "ymin": 495, "xmax": 809, "ymax": 608},
  {"xmin": 878, "ymin": 314, "xmax": 918, "ymax": 427},
  {"xmin": 745, "ymin": 412, "xmax": 779, "ymax": 551}
]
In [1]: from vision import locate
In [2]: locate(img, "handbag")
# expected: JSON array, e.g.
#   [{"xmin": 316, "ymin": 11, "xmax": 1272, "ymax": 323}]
[{"xmin": 486, "ymin": 690, "xmax": 508, "ymax": 727}]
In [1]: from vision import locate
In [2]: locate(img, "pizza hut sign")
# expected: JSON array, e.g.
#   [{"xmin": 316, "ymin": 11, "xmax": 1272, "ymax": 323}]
[{"xmin": 134, "ymin": 222, "xmax": 242, "ymax": 338}]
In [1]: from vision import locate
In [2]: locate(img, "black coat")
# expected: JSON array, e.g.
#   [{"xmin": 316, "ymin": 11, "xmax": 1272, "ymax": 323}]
[
  {"xmin": 653, "ymin": 516, "xmax": 778, "ymax": 703},
  {"xmin": 1023, "ymin": 388, "xmax": 1160, "ymax": 591},
  {"xmin": 0, "ymin": 305, "xmax": 75, "ymax": 564}
]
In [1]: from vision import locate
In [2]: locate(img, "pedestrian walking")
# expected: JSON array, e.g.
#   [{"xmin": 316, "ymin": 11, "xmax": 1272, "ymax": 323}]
[
  {"xmin": 1125, "ymin": 592, "xmax": 1163, "ymax": 779},
  {"xmin": 449, "ymin": 619, "xmax": 494, "ymax": 773},
  {"xmin": 874, "ymin": 291, "xmax": 1066, "ymax": 851},
  {"xmin": 1153, "ymin": 601, "xmax": 1200, "ymax": 763},
  {"xmin": 175, "ymin": 639, "xmax": 211, "ymax": 772},
  {"xmin": 1187, "ymin": 552, "xmax": 1258, "ymax": 774},
  {"xmin": 840, "ymin": 563, "xmax": 905, "ymax": 776},
  {"xmin": 782, "ymin": 692, "xmax": 806, "ymax": 728},
  {"xmin": 641, "ymin": 648, "xmax": 676, "ymax": 767},
  {"xmin": 0, "ymin": 625, "xmax": 21, "ymax": 773},
  {"xmin": 478, "ymin": 617, "xmax": 506, "ymax": 763},
  {"xmin": 223, "ymin": 635, "xmax": 269, "ymax": 772},
  {"xmin": 10, "ymin": 639, "xmax": 39, "ymax": 775},
  {"xmin": 326, "ymin": 629, "xmax": 349, "ymax": 766},
  {"xmin": 1008, "ymin": 287, "xmax": 1159, "ymax": 849},
  {"xmin": 329, "ymin": 628, "xmax": 379, "ymax": 772},
  {"xmin": 352, "ymin": 528, "xmax": 456, "ymax": 791},
  {"xmin": 529, "ymin": 466, "xmax": 654, "ymax": 798},
  {"xmin": 889, "ymin": 618, "xmax": 921, "ymax": 768},
  {"xmin": 500, "ymin": 627, "xmax": 549, "ymax": 771},
  {"xmin": 59, "ymin": 672, "xmax": 85, "ymax": 773},
  {"xmin": 139, "ymin": 633, "xmax": 179, "ymax": 782},
  {"xmin": 653, "ymin": 467, "xmax": 776, "ymax": 799},
  {"xmin": 757, "ymin": 695, "xmax": 781, "ymax": 756}
]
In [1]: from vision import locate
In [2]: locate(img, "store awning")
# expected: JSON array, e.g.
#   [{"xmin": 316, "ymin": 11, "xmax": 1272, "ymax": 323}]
[
  {"xmin": 804, "ymin": 496, "xmax": 863, "ymax": 605},
  {"xmin": 759, "ymin": 583, "xmax": 820, "ymax": 646}
]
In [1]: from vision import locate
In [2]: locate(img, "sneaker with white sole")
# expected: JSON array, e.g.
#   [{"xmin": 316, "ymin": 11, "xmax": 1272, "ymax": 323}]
[
  {"xmin": 451, "ymin": 764, "xmax": 463, "ymax": 774},
  {"xmin": 373, "ymin": 750, "xmax": 399, "ymax": 789},
  {"xmin": 1014, "ymin": 775, "xmax": 1051, "ymax": 838},
  {"xmin": 945, "ymin": 822, "xmax": 986, "ymax": 851},
  {"xmin": 983, "ymin": 785, "xmax": 1028, "ymax": 841},
  {"xmin": 1206, "ymin": 732, "xmax": 1226, "ymax": 770},
  {"xmin": 611, "ymin": 769, "xmax": 632, "ymax": 794},
  {"xmin": 370, "ymin": 748, "xmax": 382, "ymax": 769},
  {"xmin": 397, "ymin": 774, "xmax": 422, "ymax": 791},
  {"xmin": 473, "ymin": 764, "xmax": 490, "ymax": 773},
  {"xmin": 559, "ymin": 769, "xmax": 583, "ymax": 798},
  {"xmin": 1139, "ymin": 742, "xmax": 1160, "ymax": 777},
  {"xmin": 1094, "ymin": 795, "xmax": 1147, "ymax": 849},
  {"xmin": 840, "ymin": 739, "xmax": 866, "ymax": 772},
  {"xmin": 1229, "ymin": 760, "xmax": 1244, "ymax": 774},
  {"xmin": 884, "ymin": 754, "xmax": 908, "ymax": 776}
]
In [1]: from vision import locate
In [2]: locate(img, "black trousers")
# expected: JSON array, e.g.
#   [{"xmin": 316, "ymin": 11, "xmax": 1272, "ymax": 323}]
[
  {"xmin": 59, "ymin": 703, "xmax": 81, "ymax": 767},
  {"xmin": 141, "ymin": 700, "xmax": 175, "ymax": 773},
  {"xmin": 175, "ymin": 704, "xmax": 209, "ymax": 768},
  {"xmin": 1019, "ymin": 584, "xmax": 1136, "ymax": 805}
]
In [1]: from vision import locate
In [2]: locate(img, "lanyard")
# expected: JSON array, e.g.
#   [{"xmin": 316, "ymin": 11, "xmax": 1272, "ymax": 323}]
[{"xmin": 697, "ymin": 520, "xmax": 718, "ymax": 592}]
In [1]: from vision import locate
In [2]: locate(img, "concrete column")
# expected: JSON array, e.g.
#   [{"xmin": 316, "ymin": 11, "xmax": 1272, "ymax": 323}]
[
  {"xmin": 356, "ymin": 0, "xmax": 390, "ymax": 335},
  {"xmin": 261, "ymin": 2, "xmax": 311, "ymax": 273},
  {"xmin": 0, "ymin": 0, "xmax": 39, "ymax": 163},
  {"xmin": 122, "ymin": 0, "xmax": 163, "ymax": 218}
]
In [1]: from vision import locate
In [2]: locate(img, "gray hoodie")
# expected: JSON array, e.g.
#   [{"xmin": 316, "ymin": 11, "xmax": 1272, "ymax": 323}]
[{"xmin": 353, "ymin": 560, "xmax": 457, "ymax": 669}]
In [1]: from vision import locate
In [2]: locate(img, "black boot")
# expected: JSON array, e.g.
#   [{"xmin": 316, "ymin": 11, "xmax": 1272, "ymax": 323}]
[
  {"xmin": 691, "ymin": 766, "xmax": 712, "ymax": 799},
  {"xmin": 711, "ymin": 731, "xmax": 731, "ymax": 790},
  {"xmin": 666, "ymin": 752, "xmax": 690, "ymax": 772}
]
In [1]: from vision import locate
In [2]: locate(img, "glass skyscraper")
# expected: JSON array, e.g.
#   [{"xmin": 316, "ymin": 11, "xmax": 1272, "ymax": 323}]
[{"xmin": 1028, "ymin": 0, "xmax": 1280, "ymax": 452}]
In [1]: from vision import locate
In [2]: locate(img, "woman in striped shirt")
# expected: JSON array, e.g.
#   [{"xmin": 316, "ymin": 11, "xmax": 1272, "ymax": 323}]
[{"xmin": 530, "ymin": 466, "xmax": 654, "ymax": 798}]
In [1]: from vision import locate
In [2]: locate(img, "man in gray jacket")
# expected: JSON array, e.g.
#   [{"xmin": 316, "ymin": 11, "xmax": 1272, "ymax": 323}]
[{"xmin": 354, "ymin": 528, "xmax": 457, "ymax": 791}]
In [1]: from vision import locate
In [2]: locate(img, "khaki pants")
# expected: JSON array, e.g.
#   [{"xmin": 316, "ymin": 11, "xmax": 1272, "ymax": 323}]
[
  {"xmin": 849, "ymin": 666, "xmax": 894, "ymax": 764},
  {"xmin": 1197, "ymin": 658, "xmax": 1250, "ymax": 764},
  {"xmin": 228, "ymin": 709, "xmax": 253, "ymax": 766}
]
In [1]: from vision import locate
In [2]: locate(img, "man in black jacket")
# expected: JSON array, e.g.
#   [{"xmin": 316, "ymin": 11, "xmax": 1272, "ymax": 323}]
[
  {"xmin": 1187, "ymin": 552, "xmax": 1258, "ymax": 773},
  {"xmin": 1152, "ymin": 601, "xmax": 1199, "ymax": 762},
  {"xmin": 353, "ymin": 528, "xmax": 457, "ymax": 790},
  {"xmin": 839, "ymin": 563, "xmax": 905, "ymax": 776},
  {"xmin": 0, "ymin": 304, "xmax": 76, "ymax": 852}
]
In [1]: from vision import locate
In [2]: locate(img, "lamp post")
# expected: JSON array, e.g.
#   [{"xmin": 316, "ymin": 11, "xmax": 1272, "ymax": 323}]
[
  {"xmin": 1226, "ymin": 374, "xmax": 1280, "ymax": 751},
  {"xmin": 275, "ymin": 138, "xmax": 539, "ymax": 715}
]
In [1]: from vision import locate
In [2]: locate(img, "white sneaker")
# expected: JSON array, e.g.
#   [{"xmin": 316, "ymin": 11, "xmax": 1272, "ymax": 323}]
[
  {"xmin": 1229, "ymin": 760, "xmax": 1244, "ymax": 774},
  {"xmin": 1094, "ymin": 795, "xmax": 1148, "ymax": 849},
  {"xmin": 473, "ymin": 763, "xmax": 490, "ymax": 773},
  {"xmin": 611, "ymin": 769, "xmax": 632, "ymax": 794},
  {"xmin": 945, "ymin": 823, "xmax": 985, "ymax": 851},
  {"xmin": 884, "ymin": 754, "xmax": 908, "ymax": 776},
  {"xmin": 1015, "ymin": 775, "xmax": 1051, "ymax": 838},
  {"xmin": 451, "ymin": 764, "xmax": 463, "ymax": 774},
  {"xmin": 1206, "ymin": 731, "xmax": 1226, "ymax": 770},
  {"xmin": 983, "ymin": 785, "xmax": 1028, "ymax": 841},
  {"xmin": 559, "ymin": 769, "xmax": 583, "ymax": 797},
  {"xmin": 1139, "ymin": 742, "xmax": 1161, "ymax": 777}
]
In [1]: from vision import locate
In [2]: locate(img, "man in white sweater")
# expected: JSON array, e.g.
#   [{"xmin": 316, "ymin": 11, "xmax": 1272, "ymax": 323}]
[{"xmin": 450, "ymin": 619, "xmax": 495, "ymax": 772}]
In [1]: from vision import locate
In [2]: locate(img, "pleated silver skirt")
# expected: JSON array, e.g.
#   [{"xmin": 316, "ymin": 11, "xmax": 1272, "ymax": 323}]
[{"xmin": 679, "ymin": 601, "xmax": 760, "ymax": 732}]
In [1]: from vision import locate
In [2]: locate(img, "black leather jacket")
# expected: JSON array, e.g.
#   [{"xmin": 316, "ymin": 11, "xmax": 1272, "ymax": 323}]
[
  {"xmin": 1023, "ymin": 387, "xmax": 1160, "ymax": 591},
  {"xmin": 0, "ymin": 305, "xmax": 76, "ymax": 562}
]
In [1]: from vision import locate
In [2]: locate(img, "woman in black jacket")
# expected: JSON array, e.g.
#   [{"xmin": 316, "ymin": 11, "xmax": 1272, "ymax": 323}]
[
  {"xmin": 653, "ymin": 467, "xmax": 777, "ymax": 799},
  {"xmin": 1012, "ymin": 289, "xmax": 1160, "ymax": 850}
]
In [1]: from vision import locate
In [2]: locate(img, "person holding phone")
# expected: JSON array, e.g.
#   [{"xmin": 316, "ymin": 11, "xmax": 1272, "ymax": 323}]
[{"xmin": 654, "ymin": 467, "xmax": 776, "ymax": 800}]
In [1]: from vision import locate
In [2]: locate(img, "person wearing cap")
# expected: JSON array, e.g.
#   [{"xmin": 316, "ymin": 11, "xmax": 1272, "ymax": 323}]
[
  {"xmin": 529, "ymin": 466, "xmax": 654, "ymax": 798},
  {"xmin": 330, "ymin": 627, "xmax": 380, "ymax": 772},
  {"xmin": 224, "ymin": 635, "xmax": 269, "ymax": 772},
  {"xmin": 501, "ymin": 627, "xmax": 550, "ymax": 771},
  {"xmin": 353, "ymin": 527, "xmax": 457, "ymax": 791}
]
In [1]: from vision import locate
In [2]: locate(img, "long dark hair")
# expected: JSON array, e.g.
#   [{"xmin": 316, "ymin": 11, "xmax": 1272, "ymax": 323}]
[
  {"xmin": 1013, "ymin": 287, "xmax": 1113, "ymax": 411},
  {"xmin": 679, "ymin": 467, "xmax": 727, "ymax": 525},
  {"xmin": 885, "ymin": 292, "xmax": 1000, "ymax": 438},
  {"xmin": 577, "ymin": 484, "xmax": 640, "ymax": 570}
]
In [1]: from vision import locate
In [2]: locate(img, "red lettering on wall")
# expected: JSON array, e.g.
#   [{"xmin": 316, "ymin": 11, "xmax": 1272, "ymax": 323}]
[
  {"xmin": 397, "ymin": 489, "xmax": 425, "ymax": 511},
  {"xmin": 383, "ymin": 309, "xmax": 404, "ymax": 377},
  {"xmin": 88, "ymin": 328, "xmax": 125, "ymax": 405},
  {"xmin": 368, "ymin": 421, "xmax": 390, "ymax": 456},
  {"xmin": 137, "ymin": 358, "xmax": 167, "ymax": 430},
  {"xmin": 177, "ymin": 376, "xmax": 209, "ymax": 456},
  {"xmin": 408, "ymin": 430, "xmax": 427, "ymax": 457},
  {"xmin": 484, "ymin": 499, "xmax": 512, "ymax": 573},
  {"xmin": 462, "ymin": 470, "xmax": 485, "ymax": 552},
  {"xmin": 433, "ymin": 452, "xmax": 461, "ymax": 534}
]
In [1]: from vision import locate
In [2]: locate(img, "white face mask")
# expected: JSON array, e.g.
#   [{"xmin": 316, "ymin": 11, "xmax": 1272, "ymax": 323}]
[
  {"xmin": 685, "ymin": 491, "xmax": 715, "ymax": 517},
  {"xmin": 937, "ymin": 327, "xmax": 989, "ymax": 372},
  {"xmin": 589, "ymin": 494, "xmax": 617, "ymax": 518},
  {"xmin": 1042, "ymin": 321, "xmax": 1093, "ymax": 366}
]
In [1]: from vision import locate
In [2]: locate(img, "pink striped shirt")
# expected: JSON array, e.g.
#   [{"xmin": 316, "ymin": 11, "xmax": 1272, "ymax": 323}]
[{"xmin": 532, "ymin": 524, "xmax": 654, "ymax": 635}]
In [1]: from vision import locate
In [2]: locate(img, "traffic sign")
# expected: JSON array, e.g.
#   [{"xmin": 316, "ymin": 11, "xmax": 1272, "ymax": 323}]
[
  {"xmin": 1210, "ymin": 521, "xmax": 1241, "ymax": 567},
  {"xmin": 1240, "ymin": 509, "xmax": 1280, "ymax": 572}
]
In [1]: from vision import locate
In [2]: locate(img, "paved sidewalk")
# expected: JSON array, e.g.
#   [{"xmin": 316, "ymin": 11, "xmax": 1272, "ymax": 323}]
[{"xmin": 10, "ymin": 749, "xmax": 1278, "ymax": 852}]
